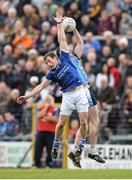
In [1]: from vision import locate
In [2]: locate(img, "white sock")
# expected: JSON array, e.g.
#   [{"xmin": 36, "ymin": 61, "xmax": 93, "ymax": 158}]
[
  {"xmin": 90, "ymin": 145, "xmax": 98, "ymax": 155},
  {"xmin": 72, "ymin": 144, "xmax": 79, "ymax": 153}
]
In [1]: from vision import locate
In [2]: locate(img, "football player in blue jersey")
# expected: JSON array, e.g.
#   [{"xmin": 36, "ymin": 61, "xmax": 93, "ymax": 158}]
[
  {"xmin": 17, "ymin": 8, "xmax": 88, "ymax": 168},
  {"xmin": 56, "ymin": 22, "xmax": 105, "ymax": 165}
]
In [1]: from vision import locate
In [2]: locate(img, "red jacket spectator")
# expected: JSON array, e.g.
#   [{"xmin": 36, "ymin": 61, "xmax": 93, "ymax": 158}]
[
  {"xmin": 37, "ymin": 95, "xmax": 57, "ymax": 133},
  {"xmin": 109, "ymin": 66, "xmax": 121, "ymax": 88},
  {"xmin": 107, "ymin": 58, "xmax": 121, "ymax": 88},
  {"xmin": 37, "ymin": 104, "xmax": 57, "ymax": 133}
]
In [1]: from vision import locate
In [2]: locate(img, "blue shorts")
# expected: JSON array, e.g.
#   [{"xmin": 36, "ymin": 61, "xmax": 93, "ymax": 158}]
[
  {"xmin": 84, "ymin": 86, "xmax": 97, "ymax": 108},
  {"xmin": 89, "ymin": 89, "xmax": 97, "ymax": 107}
]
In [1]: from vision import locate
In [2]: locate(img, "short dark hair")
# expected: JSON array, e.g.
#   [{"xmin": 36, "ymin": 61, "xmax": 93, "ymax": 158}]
[{"xmin": 43, "ymin": 52, "xmax": 57, "ymax": 61}]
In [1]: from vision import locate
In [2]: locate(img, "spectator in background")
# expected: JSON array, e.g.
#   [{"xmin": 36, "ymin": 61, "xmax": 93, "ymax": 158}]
[
  {"xmin": 12, "ymin": 20, "xmax": 33, "ymax": 51},
  {"xmin": 40, "ymin": 21, "xmax": 51, "ymax": 46},
  {"xmin": 50, "ymin": 25, "xmax": 58, "ymax": 47},
  {"xmin": 118, "ymin": 54, "xmax": 128, "ymax": 81},
  {"xmin": 97, "ymin": 74, "xmax": 117, "ymax": 106},
  {"xmin": 98, "ymin": 10, "xmax": 112, "ymax": 35},
  {"xmin": 22, "ymin": 4, "xmax": 39, "ymax": 28},
  {"xmin": 39, "ymin": 8, "xmax": 51, "ymax": 24},
  {"xmin": 100, "ymin": 45, "xmax": 112, "ymax": 64},
  {"xmin": 102, "ymin": 31, "xmax": 116, "ymax": 52},
  {"xmin": 1, "ymin": 45, "xmax": 15, "ymax": 65},
  {"xmin": 14, "ymin": 58, "xmax": 27, "ymax": 94},
  {"xmin": 0, "ymin": 2, "xmax": 8, "ymax": 27},
  {"xmin": 5, "ymin": 112, "xmax": 19, "ymax": 137},
  {"xmin": 106, "ymin": 0, "xmax": 121, "ymax": 14},
  {"xmin": 119, "ymin": 11, "xmax": 132, "ymax": 35},
  {"xmin": 34, "ymin": 95, "xmax": 57, "ymax": 168},
  {"xmin": 43, "ymin": 0, "xmax": 58, "ymax": 16},
  {"xmin": 111, "ymin": 6, "xmax": 122, "ymax": 22},
  {"xmin": 0, "ymin": 114, "xmax": 7, "ymax": 138},
  {"xmin": 96, "ymin": 64, "xmax": 114, "ymax": 89},
  {"xmin": 0, "ymin": 63, "xmax": 15, "ymax": 89},
  {"xmin": 25, "ymin": 60, "xmax": 39, "ymax": 87},
  {"xmin": 107, "ymin": 57, "xmax": 121, "ymax": 89},
  {"xmin": 114, "ymin": 37, "xmax": 130, "ymax": 57},
  {"xmin": 69, "ymin": 119, "xmax": 79, "ymax": 143},
  {"xmin": 110, "ymin": 15, "xmax": 119, "ymax": 34},
  {"xmin": 40, "ymin": 33, "xmax": 56, "ymax": 54},
  {"xmin": 4, "ymin": 7, "xmax": 18, "ymax": 43},
  {"xmin": 119, "ymin": 0, "xmax": 132, "ymax": 13},
  {"xmin": 25, "ymin": 76, "xmax": 42, "ymax": 104},
  {"xmin": 87, "ymin": 0, "xmax": 101, "ymax": 24},
  {"xmin": 13, "ymin": 44, "xmax": 27, "ymax": 62},
  {"xmin": 28, "ymin": 25, "xmax": 40, "ymax": 49},
  {"xmin": 7, "ymin": 89, "xmax": 23, "ymax": 126},
  {"xmin": 0, "ymin": 82, "xmax": 11, "ymax": 114},
  {"xmin": 66, "ymin": 1, "xmax": 81, "ymax": 26},
  {"xmin": 83, "ymin": 32, "xmax": 101, "ymax": 58},
  {"xmin": 80, "ymin": 15, "xmax": 97, "ymax": 35},
  {"xmin": 86, "ymin": 51, "xmax": 102, "ymax": 75}
]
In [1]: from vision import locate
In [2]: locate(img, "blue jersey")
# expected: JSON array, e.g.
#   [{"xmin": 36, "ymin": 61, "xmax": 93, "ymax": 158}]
[
  {"xmin": 46, "ymin": 51, "xmax": 83, "ymax": 92},
  {"xmin": 70, "ymin": 55, "xmax": 88, "ymax": 85}
]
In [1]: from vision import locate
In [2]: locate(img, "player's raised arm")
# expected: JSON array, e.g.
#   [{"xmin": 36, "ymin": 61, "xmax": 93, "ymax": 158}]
[
  {"xmin": 73, "ymin": 28, "xmax": 84, "ymax": 59},
  {"xmin": 54, "ymin": 8, "xmax": 69, "ymax": 52},
  {"xmin": 17, "ymin": 79, "xmax": 51, "ymax": 104}
]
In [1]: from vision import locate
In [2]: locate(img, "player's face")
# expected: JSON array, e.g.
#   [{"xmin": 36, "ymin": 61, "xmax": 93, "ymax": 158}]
[{"xmin": 45, "ymin": 56, "xmax": 58, "ymax": 69}]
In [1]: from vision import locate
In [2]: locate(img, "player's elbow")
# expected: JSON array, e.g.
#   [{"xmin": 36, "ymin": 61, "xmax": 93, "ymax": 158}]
[{"xmin": 60, "ymin": 38, "xmax": 66, "ymax": 43}]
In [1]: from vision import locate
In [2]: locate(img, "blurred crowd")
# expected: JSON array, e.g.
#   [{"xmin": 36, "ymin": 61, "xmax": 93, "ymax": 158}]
[{"xmin": 0, "ymin": 0, "xmax": 132, "ymax": 143}]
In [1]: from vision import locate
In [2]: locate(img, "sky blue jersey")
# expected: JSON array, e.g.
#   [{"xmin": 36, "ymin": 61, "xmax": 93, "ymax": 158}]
[
  {"xmin": 70, "ymin": 54, "xmax": 95, "ymax": 107},
  {"xmin": 46, "ymin": 51, "xmax": 83, "ymax": 92},
  {"xmin": 70, "ymin": 55, "xmax": 88, "ymax": 85}
]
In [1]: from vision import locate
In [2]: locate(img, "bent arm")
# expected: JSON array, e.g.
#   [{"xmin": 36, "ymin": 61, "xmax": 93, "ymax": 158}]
[
  {"xmin": 45, "ymin": 115, "xmax": 58, "ymax": 122},
  {"xmin": 26, "ymin": 79, "xmax": 51, "ymax": 99},
  {"xmin": 73, "ymin": 28, "xmax": 84, "ymax": 59}
]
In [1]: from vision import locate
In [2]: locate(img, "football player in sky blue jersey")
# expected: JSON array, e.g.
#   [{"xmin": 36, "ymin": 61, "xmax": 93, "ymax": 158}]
[
  {"xmin": 69, "ymin": 27, "xmax": 105, "ymax": 164},
  {"xmin": 17, "ymin": 8, "xmax": 88, "ymax": 168},
  {"xmin": 69, "ymin": 28, "xmax": 105, "ymax": 164}
]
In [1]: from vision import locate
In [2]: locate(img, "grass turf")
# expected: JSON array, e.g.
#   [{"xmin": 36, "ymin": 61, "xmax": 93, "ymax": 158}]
[{"xmin": 0, "ymin": 169, "xmax": 132, "ymax": 179}]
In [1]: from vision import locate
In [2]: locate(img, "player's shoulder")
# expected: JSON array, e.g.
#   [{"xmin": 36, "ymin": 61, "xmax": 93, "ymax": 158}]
[{"xmin": 60, "ymin": 49, "xmax": 69, "ymax": 57}]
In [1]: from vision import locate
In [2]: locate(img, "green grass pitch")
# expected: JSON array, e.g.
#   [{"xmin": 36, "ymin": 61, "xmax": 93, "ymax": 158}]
[{"xmin": 0, "ymin": 169, "xmax": 132, "ymax": 179}]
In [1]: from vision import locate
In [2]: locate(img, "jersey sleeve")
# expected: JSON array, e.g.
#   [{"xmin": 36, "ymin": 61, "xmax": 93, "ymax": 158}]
[{"xmin": 46, "ymin": 72, "xmax": 54, "ymax": 81}]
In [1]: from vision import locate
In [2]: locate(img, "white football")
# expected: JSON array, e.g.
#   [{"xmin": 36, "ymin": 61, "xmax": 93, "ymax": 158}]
[{"xmin": 62, "ymin": 17, "xmax": 76, "ymax": 32}]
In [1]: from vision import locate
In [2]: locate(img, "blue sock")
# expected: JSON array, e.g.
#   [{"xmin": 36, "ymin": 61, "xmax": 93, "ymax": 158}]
[
  {"xmin": 53, "ymin": 139, "xmax": 60, "ymax": 149},
  {"xmin": 79, "ymin": 138, "xmax": 86, "ymax": 151}
]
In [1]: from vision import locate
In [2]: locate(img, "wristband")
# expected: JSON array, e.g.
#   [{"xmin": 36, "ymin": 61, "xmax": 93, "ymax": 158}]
[
  {"xmin": 57, "ymin": 21, "xmax": 62, "ymax": 24},
  {"xmin": 53, "ymin": 17, "xmax": 62, "ymax": 24}
]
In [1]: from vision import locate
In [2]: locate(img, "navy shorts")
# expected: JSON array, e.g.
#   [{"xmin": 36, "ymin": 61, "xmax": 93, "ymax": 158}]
[{"xmin": 89, "ymin": 89, "xmax": 97, "ymax": 107}]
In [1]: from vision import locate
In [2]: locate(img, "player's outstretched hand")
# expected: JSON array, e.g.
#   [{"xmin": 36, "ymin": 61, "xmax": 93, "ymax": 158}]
[
  {"xmin": 53, "ymin": 7, "xmax": 65, "ymax": 23},
  {"xmin": 56, "ymin": 7, "xmax": 63, "ymax": 19},
  {"xmin": 17, "ymin": 96, "xmax": 27, "ymax": 104}
]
